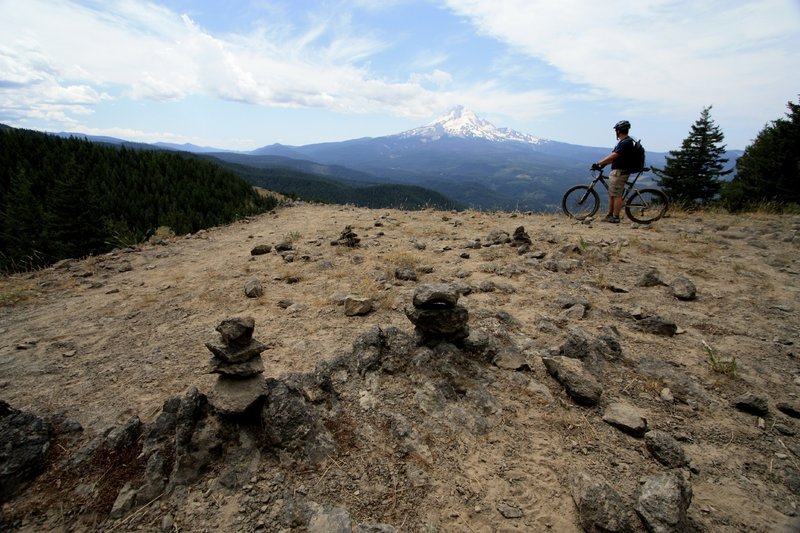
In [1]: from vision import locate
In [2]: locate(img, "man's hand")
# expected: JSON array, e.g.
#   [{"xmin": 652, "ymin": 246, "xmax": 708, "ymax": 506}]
[{"xmin": 591, "ymin": 163, "xmax": 604, "ymax": 171}]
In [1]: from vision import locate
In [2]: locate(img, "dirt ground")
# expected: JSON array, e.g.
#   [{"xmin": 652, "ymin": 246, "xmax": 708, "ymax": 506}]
[{"xmin": 1, "ymin": 203, "xmax": 799, "ymax": 532}]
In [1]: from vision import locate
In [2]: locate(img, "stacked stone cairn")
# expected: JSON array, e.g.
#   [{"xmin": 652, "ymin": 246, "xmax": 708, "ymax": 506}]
[
  {"xmin": 205, "ymin": 317, "xmax": 268, "ymax": 415},
  {"xmin": 511, "ymin": 226, "xmax": 532, "ymax": 247},
  {"xmin": 331, "ymin": 225, "xmax": 360, "ymax": 247},
  {"xmin": 405, "ymin": 283, "xmax": 470, "ymax": 347}
]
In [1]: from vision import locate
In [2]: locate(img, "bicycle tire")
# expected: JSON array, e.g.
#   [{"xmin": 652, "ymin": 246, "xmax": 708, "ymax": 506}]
[
  {"xmin": 562, "ymin": 185, "xmax": 600, "ymax": 220},
  {"xmin": 624, "ymin": 188, "xmax": 669, "ymax": 223}
]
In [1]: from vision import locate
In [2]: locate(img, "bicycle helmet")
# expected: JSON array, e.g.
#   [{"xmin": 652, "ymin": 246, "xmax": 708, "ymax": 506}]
[{"xmin": 613, "ymin": 120, "xmax": 631, "ymax": 131}]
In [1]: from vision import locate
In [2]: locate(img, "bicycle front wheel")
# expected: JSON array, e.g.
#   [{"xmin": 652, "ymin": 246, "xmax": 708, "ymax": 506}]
[
  {"xmin": 625, "ymin": 188, "xmax": 669, "ymax": 223},
  {"xmin": 562, "ymin": 185, "xmax": 600, "ymax": 220}
]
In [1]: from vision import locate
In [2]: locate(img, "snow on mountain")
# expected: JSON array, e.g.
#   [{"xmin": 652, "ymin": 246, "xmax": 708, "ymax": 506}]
[{"xmin": 398, "ymin": 105, "xmax": 545, "ymax": 145}]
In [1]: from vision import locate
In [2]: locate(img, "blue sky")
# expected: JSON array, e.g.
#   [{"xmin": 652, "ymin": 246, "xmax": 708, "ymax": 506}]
[{"xmin": 1, "ymin": 0, "xmax": 798, "ymax": 152}]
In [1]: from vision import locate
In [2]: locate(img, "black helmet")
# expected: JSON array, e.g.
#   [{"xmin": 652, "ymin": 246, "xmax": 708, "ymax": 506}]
[{"xmin": 613, "ymin": 120, "xmax": 631, "ymax": 131}]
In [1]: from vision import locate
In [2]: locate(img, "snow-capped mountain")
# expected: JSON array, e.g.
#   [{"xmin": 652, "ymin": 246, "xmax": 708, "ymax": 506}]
[{"xmin": 399, "ymin": 105, "xmax": 545, "ymax": 145}]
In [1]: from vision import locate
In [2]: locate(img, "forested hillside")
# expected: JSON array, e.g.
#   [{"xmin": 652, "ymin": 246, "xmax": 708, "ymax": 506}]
[
  {"xmin": 0, "ymin": 127, "xmax": 277, "ymax": 272},
  {"xmin": 211, "ymin": 159, "xmax": 462, "ymax": 211}
]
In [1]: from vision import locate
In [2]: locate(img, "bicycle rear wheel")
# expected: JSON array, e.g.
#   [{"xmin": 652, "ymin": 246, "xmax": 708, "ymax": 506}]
[
  {"xmin": 624, "ymin": 188, "xmax": 669, "ymax": 223},
  {"xmin": 562, "ymin": 185, "xmax": 600, "ymax": 220}
]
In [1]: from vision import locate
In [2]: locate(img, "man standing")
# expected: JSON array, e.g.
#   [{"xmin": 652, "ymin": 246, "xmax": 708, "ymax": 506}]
[{"xmin": 594, "ymin": 120, "xmax": 635, "ymax": 223}]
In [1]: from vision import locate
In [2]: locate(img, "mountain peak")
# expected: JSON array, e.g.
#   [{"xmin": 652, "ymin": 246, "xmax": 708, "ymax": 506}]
[{"xmin": 399, "ymin": 106, "xmax": 544, "ymax": 145}]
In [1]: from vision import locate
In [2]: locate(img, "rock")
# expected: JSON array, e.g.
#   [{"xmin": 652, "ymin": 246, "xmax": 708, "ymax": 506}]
[
  {"xmin": 332, "ymin": 225, "xmax": 360, "ymax": 247},
  {"xmin": 602, "ymin": 402, "xmax": 648, "ymax": 437},
  {"xmin": 777, "ymin": 402, "xmax": 800, "ymax": 419},
  {"xmin": 570, "ymin": 471, "xmax": 634, "ymax": 533},
  {"xmin": 645, "ymin": 430, "xmax": 689, "ymax": 468},
  {"xmin": 497, "ymin": 502, "xmax": 523, "ymax": 519},
  {"xmin": 511, "ymin": 226, "xmax": 532, "ymax": 246},
  {"xmin": 307, "ymin": 502, "xmax": 353, "ymax": 533},
  {"xmin": 0, "ymin": 400, "xmax": 53, "ymax": 502},
  {"xmin": 412, "ymin": 283, "xmax": 460, "ymax": 308},
  {"xmin": 634, "ymin": 315, "xmax": 678, "ymax": 337},
  {"xmin": 395, "ymin": 267, "xmax": 417, "ymax": 281},
  {"xmin": 261, "ymin": 380, "xmax": 334, "ymax": 462},
  {"xmin": 670, "ymin": 276, "xmax": 697, "ymax": 301},
  {"xmin": 637, "ymin": 267, "xmax": 667, "ymax": 287},
  {"xmin": 486, "ymin": 229, "xmax": 510, "ymax": 245},
  {"xmin": 215, "ymin": 317, "xmax": 255, "ymax": 346},
  {"xmin": 542, "ymin": 356, "xmax": 603, "ymax": 406},
  {"xmin": 492, "ymin": 345, "xmax": 529, "ymax": 370},
  {"xmin": 405, "ymin": 304, "xmax": 470, "ymax": 345},
  {"xmin": 733, "ymin": 393, "xmax": 769, "ymax": 416},
  {"xmin": 208, "ymin": 353, "xmax": 265, "ymax": 377},
  {"xmin": 106, "ymin": 416, "xmax": 142, "ymax": 449},
  {"xmin": 274, "ymin": 241, "xmax": 293, "ymax": 252},
  {"xmin": 244, "ymin": 278, "xmax": 264, "ymax": 298},
  {"xmin": 344, "ymin": 296, "xmax": 374, "ymax": 316},
  {"xmin": 207, "ymin": 376, "xmax": 267, "ymax": 415},
  {"xmin": 205, "ymin": 339, "xmax": 268, "ymax": 365},
  {"xmin": 250, "ymin": 244, "xmax": 272, "ymax": 255},
  {"xmin": 109, "ymin": 482, "xmax": 138, "ymax": 519},
  {"xmin": 635, "ymin": 471, "xmax": 693, "ymax": 533}
]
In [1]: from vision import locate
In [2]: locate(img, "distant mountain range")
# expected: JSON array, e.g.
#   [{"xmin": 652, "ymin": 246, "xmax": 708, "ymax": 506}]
[{"xmin": 21, "ymin": 107, "xmax": 742, "ymax": 211}]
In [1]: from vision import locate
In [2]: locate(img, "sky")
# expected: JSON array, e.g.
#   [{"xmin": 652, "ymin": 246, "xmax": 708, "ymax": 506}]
[{"xmin": 1, "ymin": 0, "xmax": 798, "ymax": 152}]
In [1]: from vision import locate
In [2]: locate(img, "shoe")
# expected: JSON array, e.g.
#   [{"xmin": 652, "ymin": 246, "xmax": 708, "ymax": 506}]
[{"xmin": 601, "ymin": 214, "xmax": 620, "ymax": 223}]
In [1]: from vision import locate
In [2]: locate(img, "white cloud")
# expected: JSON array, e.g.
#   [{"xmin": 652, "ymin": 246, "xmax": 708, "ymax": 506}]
[
  {"xmin": 0, "ymin": 0, "xmax": 458, "ymax": 130},
  {"xmin": 443, "ymin": 0, "xmax": 800, "ymax": 122}
]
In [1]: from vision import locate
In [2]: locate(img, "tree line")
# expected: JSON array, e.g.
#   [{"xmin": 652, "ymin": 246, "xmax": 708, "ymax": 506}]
[
  {"xmin": 652, "ymin": 98, "xmax": 800, "ymax": 210},
  {"xmin": 0, "ymin": 128, "xmax": 277, "ymax": 273}
]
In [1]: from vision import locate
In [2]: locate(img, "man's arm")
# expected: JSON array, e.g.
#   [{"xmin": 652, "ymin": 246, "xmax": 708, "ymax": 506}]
[{"xmin": 596, "ymin": 152, "xmax": 619, "ymax": 168}]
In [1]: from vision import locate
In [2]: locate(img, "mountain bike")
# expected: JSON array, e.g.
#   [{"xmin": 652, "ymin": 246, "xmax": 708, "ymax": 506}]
[{"xmin": 561, "ymin": 167, "xmax": 669, "ymax": 224}]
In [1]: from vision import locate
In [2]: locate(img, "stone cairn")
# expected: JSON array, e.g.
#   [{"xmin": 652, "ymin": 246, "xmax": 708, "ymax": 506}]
[
  {"xmin": 511, "ymin": 226, "xmax": 532, "ymax": 247},
  {"xmin": 204, "ymin": 317, "xmax": 268, "ymax": 415},
  {"xmin": 330, "ymin": 225, "xmax": 360, "ymax": 247},
  {"xmin": 405, "ymin": 283, "xmax": 469, "ymax": 347}
]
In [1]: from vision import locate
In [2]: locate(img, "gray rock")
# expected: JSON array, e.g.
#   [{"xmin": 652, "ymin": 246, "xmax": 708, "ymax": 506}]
[
  {"xmin": 645, "ymin": 430, "xmax": 689, "ymax": 468},
  {"xmin": 207, "ymin": 375, "xmax": 267, "ymax": 415},
  {"xmin": 602, "ymin": 402, "xmax": 648, "ymax": 437},
  {"xmin": 250, "ymin": 244, "xmax": 272, "ymax": 255},
  {"xmin": 486, "ymin": 229, "xmax": 510, "ymax": 244},
  {"xmin": 208, "ymin": 353, "xmax": 265, "ymax": 377},
  {"xmin": 215, "ymin": 316, "xmax": 255, "ymax": 346},
  {"xmin": 395, "ymin": 267, "xmax": 417, "ymax": 281},
  {"xmin": 106, "ymin": 416, "xmax": 142, "ymax": 449},
  {"xmin": 635, "ymin": 470, "xmax": 693, "ymax": 533},
  {"xmin": 244, "ymin": 278, "xmax": 264, "ymax": 298},
  {"xmin": 344, "ymin": 296, "xmax": 374, "ymax": 316},
  {"xmin": 542, "ymin": 356, "xmax": 603, "ymax": 406},
  {"xmin": 670, "ymin": 276, "xmax": 697, "ymax": 301},
  {"xmin": 412, "ymin": 283, "xmax": 460, "ymax": 308},
  {"xmin": 733, "ymin": 393, "xmax": 769, "ymax": 416},
  {"xmin": 570, "ymin": 471, "xmax": 634, "ymax": 533},
  {"xmin": 637, "ymin": 268, "xmax": 667, "ymax": 287},
  {"xmin": 205, "ymin": 339, "xmax": 268, "ymax": 364},
  {"xmin": 261, "ymin": 380, "xmax": 334, "ymax": 462},
  {"xmin": 405, "ymin": 304, "xmax": 469, "ymax": 339},
  {"xmin": 0, "ymin": 400, "xmax": 53, "ymax": 502},
  {"xmin": 634, "ymin": 315, "xmax": 678, "ymax": 337},
  {"xmin": 497, "ymin": 501, "xmax": 523, "ymax": 518},
  {"xmin": 109, "ymin": 482, "xmax": 138, "ymax": 519},
  {"xmin": 776, "ymin": 402, "xmax": 800, "ymax": 419}
]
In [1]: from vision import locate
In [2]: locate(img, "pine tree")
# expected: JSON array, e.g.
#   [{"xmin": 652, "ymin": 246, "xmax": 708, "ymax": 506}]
[
  {"xmin": 722, "ymin": 99, "xmax": 800, "ymax": 210},
  {"xmin": 653, "ymin": 106, "xmax": 732, "ymax": 204}
]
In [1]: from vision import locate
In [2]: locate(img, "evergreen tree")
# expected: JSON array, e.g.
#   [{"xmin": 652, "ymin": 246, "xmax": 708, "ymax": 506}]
[
  {"xmin": 722, "ymin": 99, "xmax": 800, "ymax": 210},
  {"xmin": 653, "ymin": 106, "xmax": 732, "ymax": 204}
]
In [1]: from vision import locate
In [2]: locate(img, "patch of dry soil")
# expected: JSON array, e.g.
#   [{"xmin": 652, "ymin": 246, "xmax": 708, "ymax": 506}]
[{"xmin": 1, "ymin": 204, "xmax": 799, "ymax": 532}]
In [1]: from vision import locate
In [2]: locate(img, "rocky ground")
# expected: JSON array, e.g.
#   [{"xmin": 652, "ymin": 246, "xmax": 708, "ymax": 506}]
[{"xmin": 1, "ymin": 203, "xmax": 799, "ymax": 532}]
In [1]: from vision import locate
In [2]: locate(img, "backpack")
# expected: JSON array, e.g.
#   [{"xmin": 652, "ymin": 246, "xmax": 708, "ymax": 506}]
[{"xmin": 630, "ymin": 138, "xmax": 646, "ymax": 172}]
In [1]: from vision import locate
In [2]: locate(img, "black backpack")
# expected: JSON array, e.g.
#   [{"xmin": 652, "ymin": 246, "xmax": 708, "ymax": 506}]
[{"xmin": 630, "ymin": 138, "xmax": 646, "ymax": 172}]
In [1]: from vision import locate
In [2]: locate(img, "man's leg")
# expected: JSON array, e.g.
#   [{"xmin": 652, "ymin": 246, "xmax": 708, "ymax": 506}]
[{"xmin": 611, "ymin": 196, "xmax": 623, "ymax": 217}]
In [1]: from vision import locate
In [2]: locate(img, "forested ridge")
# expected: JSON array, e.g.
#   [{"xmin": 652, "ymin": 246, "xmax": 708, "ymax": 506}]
[
  {"xmin": 209, "ymin": 158, "xmax": 462, "ymax": 211},
  {"xmin": 0, "ymin": 127, "xmax": 277, "ymax": 272}
]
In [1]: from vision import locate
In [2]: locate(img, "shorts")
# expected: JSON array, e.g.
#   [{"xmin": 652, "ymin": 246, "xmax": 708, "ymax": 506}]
[{"xmin": 609, "ymin": 169, "xmax": 630, "ymax": 197}]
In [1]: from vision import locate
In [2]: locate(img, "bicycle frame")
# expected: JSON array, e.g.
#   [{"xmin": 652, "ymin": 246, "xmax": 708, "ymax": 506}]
[{"xmin": 586, "ymin": 168, "xmax": 648, "ymax": 201}]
